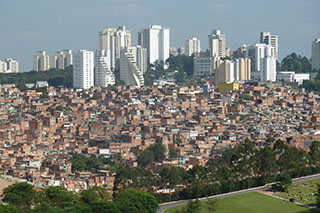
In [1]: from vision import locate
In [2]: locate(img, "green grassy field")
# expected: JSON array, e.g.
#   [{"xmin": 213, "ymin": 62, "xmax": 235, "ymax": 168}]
[
  {"xmin": 277, "ymin": 179, "xmax": 320, "ymax": 206},
  {"xmin": 165, "ymin": 192, "xmax": 318, "ymax": 213}
]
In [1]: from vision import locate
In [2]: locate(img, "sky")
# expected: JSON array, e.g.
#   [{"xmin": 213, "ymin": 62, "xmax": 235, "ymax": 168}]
[{"xmin": 0, "ymin": 0, "xmax": 319, "ymax": 72}]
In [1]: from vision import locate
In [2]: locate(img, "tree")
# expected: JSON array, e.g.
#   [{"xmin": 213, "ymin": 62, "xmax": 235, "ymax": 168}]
[
  {"xmin": 310, "ymin": 141, "xmax": 320, "ymax": 168},
  {"xmin": 80, "ymin": 186, "xmax": 111, "ymax": 205},
  {"xmin": 17, "ymin": 83, "xmax": 28, "ymax": 92},
  {"xmin": 280, "ymin": 53, "xmax": 311, "ymax": 73},
  {"xmin": 206, "ymin": 198, "xmax": 218, "ymax": 213},
  {"xmin": 33, "ymin": 202, "xmax": 64, "ymax": 213},
  {"xmin": 149, "ymin": 143, "xmax": 166, "ymax": 161},
  {"xmin": 2, "ymin": 182, "xmax": 36, "ymax": 212},
  {"xmin": 44, "ymin": 186, "xmax": 79, "ymax": 209},
  {"xmin": 0, "ymin": 204, "xmax": 18, "ymax": 213},
  {"xmin": 114, "ymin": 189, "xmax": 159, "ymax": 213},
  {"xmin": 158, "ymin": 165, "xmax": 182, "ymax": 188},
  {"xmin": 137, "ymin": 149, "xmax": 154, "ymax": 167},
  {"xmin": 185, "ymin": 199, "xmax": 201, "ymax": 213},
  {"xmin": 90, "ymin": 201, "xmax": 120, "ymax": 213},
  {"xmin": 275, "ymin": 173, "xmax": 292, "ymax": 192},
  {"xmin": 169, "ymin": 148, "xmax": 178, "ymax": 158}
]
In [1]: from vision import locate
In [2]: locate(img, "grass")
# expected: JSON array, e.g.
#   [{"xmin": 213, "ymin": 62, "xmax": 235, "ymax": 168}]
[
  {"xmin": 277, "ymin": 179, "xmax": 320, "ymax": 206},
  {"xmin": 165, "ymin": 192, "xmax": 318, "ymax": 213}
]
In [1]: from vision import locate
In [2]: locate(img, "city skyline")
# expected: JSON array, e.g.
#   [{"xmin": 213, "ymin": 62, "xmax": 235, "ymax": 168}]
[{"xmin": 0, "ymin": 0, "xmax": 319, "ymax": 72}]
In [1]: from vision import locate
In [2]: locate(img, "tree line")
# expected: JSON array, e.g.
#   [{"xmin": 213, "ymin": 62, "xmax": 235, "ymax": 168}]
[
  {"xmin": 106, "ymin": 139, "xmax": 320, "ymax": 204},
  {"xmin": 0, "ymin": 67, "xmax": 73, "ymax": 88},
  {"xmin": 0, "ymin": 183, "xmax": 159, "ymax": 213}
]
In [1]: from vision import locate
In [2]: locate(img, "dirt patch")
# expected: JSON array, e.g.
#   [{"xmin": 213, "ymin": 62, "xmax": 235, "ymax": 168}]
[{"xmin": 0, "ymin": 178, "xmax": 15, "ymax": 198}]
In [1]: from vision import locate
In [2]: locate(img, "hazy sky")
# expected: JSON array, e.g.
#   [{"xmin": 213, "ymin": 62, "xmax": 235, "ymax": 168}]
[{"xmin": 0, "ymin": 0, "xmax": 319, "ymax": 72}]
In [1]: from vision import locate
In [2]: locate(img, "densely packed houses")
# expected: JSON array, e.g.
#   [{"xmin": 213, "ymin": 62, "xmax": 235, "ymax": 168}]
[{"xmin": 0, "ymin": 83, "xmax": 320, "ymax": 192}]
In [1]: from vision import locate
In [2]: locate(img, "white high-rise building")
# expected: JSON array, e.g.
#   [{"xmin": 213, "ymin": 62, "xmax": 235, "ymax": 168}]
[
  {"xmin": 260, "ymin": 32, "xmax": 278, "ymax": 60},
  {"xmin": 51, "ymin": 50, "xmax": 73, "ymax": 70},
  {"xmin": 33, "ymin": 51, "xmax": 50, "ymax": 71},
  {"xmin": 260, "ymin": 47, "xmax": 276, "ymax": 82},
  {"xmin": 95, "ymin": 50, "xmax": 115, "ymax": 88},
  {"xmin": 0, "ymin": 61, "xmax": 7, "ymax": 73},
  {"xmin": 185, "ymin": 37, "xmax": 201, "ymax": 56},
  {"xmin": 255, "ymin": 44, "xmax": 275, "ymax": 72},
  {"xmin": 124, "ymin": 45, "xmax": 148, "ymax": 74},
  {"xmin": 73, "ymin": 50, "xmax": 94, "ymax": 89},
  {"xmin": 138, "ymin": 25, "xmax": 170, "ymax": 64},
  {"xmin": 312, "ymin": 38, "xmax": 320, "ymax": 71},
  {"xmin": 208, "ymin": 29, "xmax": 226, "ymax": 58},
  {"xmin": 120, "ymin": 49, "xmax": 144, "ymax": 88},
  {"xmin": 3, "ymin": 58, "xmax": 19, "ymax": 73},
  {"xmin": 99, "ymin": 26, "xmax": 131, "ymax": 70}
]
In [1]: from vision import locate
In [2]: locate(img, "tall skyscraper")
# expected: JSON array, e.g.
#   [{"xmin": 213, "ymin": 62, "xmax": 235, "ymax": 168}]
[
  {"xmin": 0, "ymin": 61, "xmax": 7, "ymax": 73},
  {"xmin": 185, "ymin": 37, "xmax": 201, "ymax": 56},
  {"xmin": 193, "ymin": 57, "xmax": 215, "ymax": 77},
  {"xmin": 2, "ymin": 58, "xmax": 19, "ymax": 73},
  {"xmin": 138, "ymin": 25, "xmax": 170, "ymax": 64},
  {"xmin": 255, "ymin": 44, "xmax": 275, "ymax": 72},
  {"xmin": 260, "ymin": 46, "xmax": 276, "ymax": 82},
  {"xmin": 260, "ymin": 32, "xmax": 278, "ymax": 60},
  {"xmin": 238, "ymin": 58, "xmax": 251, "ymax": 81},
  {"xmin": 51, "ymin": 50, "xmax": 73, "ymax": 70},
  {"xmin": 94, "ymin": 50, "xmax": 115, "ymax": 88},
  {"xmin": 33, "ymin": 51, "xmax": 50, "ymax": 71},
  {"xmin": 134, "ymin": 45, "xmax": 148, "ymax": 74},
  {"xmin": 73, "ymin": 50, "xmax": 94, "ymax": 89},
  {"xmin": 215, "ymin": 60, "xmax": 234, "ymax": 85},
  {"xmin": 98, "ymin": 26, "xmax": 131, "ymax": 70},
  {"xmin": 215, "ymin": 58, "xmax": 251, "ymax": 85},
  {"xmin": 120, "ymin": 48, "xmax": 144, "ymax": 88},
  {"xmin": 312, "ymin": 38, "xmax": 320, "ymax": 71},
  {"xmin": 208, "ymin": 29, "xmax": 226, "ymax": 58}
]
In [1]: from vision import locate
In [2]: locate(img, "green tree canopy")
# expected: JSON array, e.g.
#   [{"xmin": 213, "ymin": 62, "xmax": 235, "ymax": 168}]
[
  {"xmin": 114, "ymin": 189, "xmax": 159, "ymax": 213},
  {"xmin": 44, "ymin": 186, "xmax": 79, "ymax": 209},
  {"xmin": 2, "ymin": 182, "xmax": 36, "ymax": 212},
  {"xmin": 80, "ymin": 186, "xmax": 111, "ymax": 205},
  {"xmin": 169, "ymin": 148, "xmax": 178, "ymax": 158},
  {"xmin": 0, "ymin": 204, "xmax": 18, "ymax": 213},
  {"xmin": 90, "ymin": 201, "xmax": 121, "ymax": 213},
  {"xmin": 275, "ymin": 173, "xmax": 292, "ymax": 192},
  {"xmin": 280, "ymin": 53, "xmax": 311, "ymax": 73}
]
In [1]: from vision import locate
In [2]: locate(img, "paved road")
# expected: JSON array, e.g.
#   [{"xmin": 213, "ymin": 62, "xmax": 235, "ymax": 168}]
[{"xmin": 157, "ymin": 173, "xmax": 320, "ymax": 213}]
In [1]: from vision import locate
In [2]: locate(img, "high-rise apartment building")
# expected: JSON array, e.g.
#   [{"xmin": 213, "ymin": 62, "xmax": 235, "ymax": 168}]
[
  {"xmin": 51, "ymin": 50, "xmax": 73, "ymax": 70},
  {"xmin": 215, "ymin": 60, "xmax": 234, "ymax": 85},
  {"xmin": 259, "ymin": 45, "xmax": 276, "ymax": 82},
  {"xmin": 0, "ymin": 58, "xmax": 19, "ymax": 73},
  {"xmin": 94, "ymin": 50, "xmax": 115, "ymax": 88},
  {"xmin": 73, "ymin": 50, "xmax": 94, "ymax": 89},
  {"xmin": 208, "ymin": 29, "xmax": 226, "ymax": 58},
  {"xmin": 125, "ymin": 45, "xmax": 148, "ymax": 74},
  {"xmin": 260, "ymin": 32, "xmax": 278, "ymax": 60},
  {"xmin": 0, "ymin": 61, "xmax": 7, "ymax": 73},
  {"xmin": 138, "ymin": 25, "xmax": 170, "ymax": 64},
  {"xmin": 99, "ymin": 26, "xmax": 131, "ymax": 70},
  {"xmin": 238, "ymin": 58, "xmax": 251, "ymax": 81},
  {"xmin": 193, "ymin": 57, "xmax": 215, "ymax": 77},
  {"xmin": 215, "ymin": 58, "xmax": 251, "ymax": 85},
  {"xmin": 185, "ymin": 37, "xmax": 201, "ymax": 56},
  {"xmin": 255, "ymin": 44, "xmax": 275, "ymax": 72},
  {"xmin": 33, "ymin": 51, "xmax": 50, "ymax": 71},
  {"xmin": 120, "ymin": 49, "xmax": 144, "ymax": 88},
  {"xmin": 233, "ymin": 45, "xmax": 247, "ymax": 59},
  {"xmin": 312, "ymin": 38, "xmax": 320, "ymax": 71}
]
